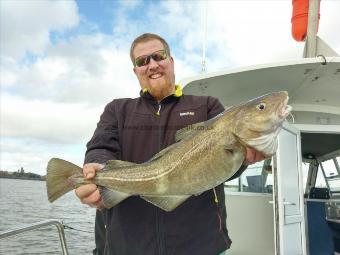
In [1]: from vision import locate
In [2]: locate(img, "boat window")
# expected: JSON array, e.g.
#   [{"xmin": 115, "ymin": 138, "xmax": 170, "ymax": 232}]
[
  {"xmin": 322, "ymin": 159, "xmax": 338, "ymax": 178},
  {"xmin": 224, "ymin": 159, "xmax": 273, "ymax": 194},
  {"xmin": 321, "ymin": 157, "xmax": 340, "ymax": 193},
  {"xmin": 224, "ymin": 176, "xmax": 239, "ymax": 192},
  {"xmin": 301, "ymin": 162, "xmax": 310, "ymax": 194},
  {"xmin": 315, "ymin": 166, "xmax": 327, "ymax": 188}
]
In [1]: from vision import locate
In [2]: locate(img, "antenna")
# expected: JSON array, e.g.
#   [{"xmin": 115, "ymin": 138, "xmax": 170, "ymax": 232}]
[
  {"xmin": 201, "ymin": 1, "xmax": 208, "ymax": 73},
  {"xmin": 305, "ymin": 0, "xmax": 319, "ymax": 57}
]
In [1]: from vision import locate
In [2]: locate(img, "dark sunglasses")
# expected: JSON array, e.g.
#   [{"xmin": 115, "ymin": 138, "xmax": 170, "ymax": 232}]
[{"xmin": 134, "ymin": 50, "xmax": 168, "ymax": 67}]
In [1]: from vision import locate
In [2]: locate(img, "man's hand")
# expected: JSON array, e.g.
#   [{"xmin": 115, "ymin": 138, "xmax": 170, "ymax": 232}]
[
  {"xmin": 244, "ymin": 148, "xmax": 266, "ymax": 165},
  {"xmin": 75, "ymin": 163, "xmax": 104, "ymax": 209}
]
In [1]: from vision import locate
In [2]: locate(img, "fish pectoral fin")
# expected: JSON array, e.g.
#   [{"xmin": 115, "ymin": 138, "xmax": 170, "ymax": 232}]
[
  {"xmin": 105, "ymin": 160, "xmax": 137, "ymax": 169},
  {"xmin": 141, "ymin": 195, "xmax": 191, "ymax": 212},
  {"xmin": 100, "ymin": 188, "xmax": 130, "ymax": 209},
  {"xmin": 224, "ymin": 147, "xmax": 234, "ymax": 155},
  {"xmin": 223, "ymin": 134, "xmax": 239, "ymax": 155}
]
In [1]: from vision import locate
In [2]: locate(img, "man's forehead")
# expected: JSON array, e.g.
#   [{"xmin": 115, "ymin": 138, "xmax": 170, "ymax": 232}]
[{"xmin": 133, "ymin": 39, "xmax": 164, "ymax": 56}]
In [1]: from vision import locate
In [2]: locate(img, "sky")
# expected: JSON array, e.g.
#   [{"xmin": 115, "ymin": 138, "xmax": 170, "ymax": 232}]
[{"xmin": 1, "ymin": 0, "xmax": 340, "ymax": 175}]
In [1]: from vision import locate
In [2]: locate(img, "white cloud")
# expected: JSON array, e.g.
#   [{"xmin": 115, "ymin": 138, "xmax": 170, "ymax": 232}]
[
  {"xmin": 0, "ymin": 138, "xmax": 86, "ymax": 175},
  {"xmin": 318, "ymin": 1, "xmax": 340, "ymax": 53},
  {"xmin": 0, "ymin": 94, "xmax": 100, "ymax": 174},
  {"xmin": 152, "ymin": 1, "xmax": 339, "ymax": 71},
  {"xmin": 117, "ymin": 0, "xmax": 143, "ymax": 11},
  {"xmin": 200, "ymin": 1, "xmax": 306, "ymax": 67},
  {"xmin": 2, "ymin": 33, "xmax": 140, "ymax": 104},
  {"xmin": 1, "ymin": 93, "xmax": 101, "ymax": 144},
  {"xmin": 174, "ymin": 55, "xmax": 198, "ymax": 84},
  {"xmin": 0, "ymin": 0, "xmax": 79, "ymax": 59}
]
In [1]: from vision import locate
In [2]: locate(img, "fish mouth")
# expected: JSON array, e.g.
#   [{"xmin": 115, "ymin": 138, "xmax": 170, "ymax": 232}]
[
  {"xmin": 278, "ymin": 96, "xmax": 292, "ymax": 118},
  {"xmin": 281, "ymin": 104, "xmax": 292, "ymax": 117}
]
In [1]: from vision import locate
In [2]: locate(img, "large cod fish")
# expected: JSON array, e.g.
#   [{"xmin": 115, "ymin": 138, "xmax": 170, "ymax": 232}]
[{"xmin": 47, "ymin": 91, "xmax": 291, "ymax": 211}]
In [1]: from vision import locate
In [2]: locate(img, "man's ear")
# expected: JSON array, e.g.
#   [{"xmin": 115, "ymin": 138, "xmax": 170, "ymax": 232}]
[
  {"xmin": 169, "ymin": 56, "xmax": 174, "ymax": 67},
  {"xmin": 133, "ymin": 67, "xmax": 137, "ymax": 74}
]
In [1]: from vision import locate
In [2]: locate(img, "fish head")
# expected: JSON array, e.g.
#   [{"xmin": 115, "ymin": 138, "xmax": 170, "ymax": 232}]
[{"xmin": 232, "ymin": 91, "xmax": 292, "ymax": 157}]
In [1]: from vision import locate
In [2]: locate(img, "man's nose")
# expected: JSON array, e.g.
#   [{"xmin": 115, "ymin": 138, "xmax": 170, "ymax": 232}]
[{"xmin": 148, "ymin": 57, "xmax": 159, "ymax": 69}]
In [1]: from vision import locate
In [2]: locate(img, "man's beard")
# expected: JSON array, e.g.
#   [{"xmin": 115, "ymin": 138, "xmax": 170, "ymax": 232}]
[{"xmin": 148, "ymin": 79, "xmax": 173, "ymax": 100}]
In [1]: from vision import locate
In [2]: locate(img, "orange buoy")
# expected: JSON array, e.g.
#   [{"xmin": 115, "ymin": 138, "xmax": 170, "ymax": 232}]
[{"xmin": 291, "ymin": 0, "xmax": 320, "ymax": 42}]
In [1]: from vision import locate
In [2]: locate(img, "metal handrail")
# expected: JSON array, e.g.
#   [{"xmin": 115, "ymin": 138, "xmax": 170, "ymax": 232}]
[{"xmin": 0, "ymin": 219, "xmax": 69, "ymax": 255}]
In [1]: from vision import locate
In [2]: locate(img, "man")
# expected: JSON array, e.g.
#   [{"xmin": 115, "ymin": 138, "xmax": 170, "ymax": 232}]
[{"xmin": 76, "ymin": 33, "xmax": 265, "ymax": 255}]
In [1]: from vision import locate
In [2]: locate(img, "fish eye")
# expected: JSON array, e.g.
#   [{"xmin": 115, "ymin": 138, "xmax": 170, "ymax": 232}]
[{"xmin": 256, "ymin": 103, "xmax": 266, "ymax": 110}]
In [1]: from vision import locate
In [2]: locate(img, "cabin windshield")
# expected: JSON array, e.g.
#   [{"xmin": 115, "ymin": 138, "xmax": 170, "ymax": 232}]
[
  {"xmin": 224, "ymin": 132, "xmax": 340, "ymax": 197},
  {"xmin": 225, "ymin": 160, "xmax": 274, "ymax": 194},
  {"xmin": 314, "ymin": 156, "xmax": 340, "ymax": 195}
]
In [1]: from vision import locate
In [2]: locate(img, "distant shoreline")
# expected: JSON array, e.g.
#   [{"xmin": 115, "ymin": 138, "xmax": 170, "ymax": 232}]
[{"xmin": 0, "ymin": 176, "xmax": 45, "ymax": 181}]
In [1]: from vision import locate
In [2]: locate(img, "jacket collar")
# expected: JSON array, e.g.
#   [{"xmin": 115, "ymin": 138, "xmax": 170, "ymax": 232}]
[{"xmin": 140, "ymin": 85, "xmax": 183, "ymax": 104}]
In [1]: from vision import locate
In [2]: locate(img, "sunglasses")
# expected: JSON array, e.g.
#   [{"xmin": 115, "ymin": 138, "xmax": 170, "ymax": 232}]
[{"xmin": 134, "ymin": 50, "xmax": 168, "ymax": 67}]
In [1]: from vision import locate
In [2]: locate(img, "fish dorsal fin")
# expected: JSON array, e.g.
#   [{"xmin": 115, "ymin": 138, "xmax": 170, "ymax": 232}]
[
  {"xmin": 175, "ymin": 112, "xmax": 223, "ymax": 142},
  {"xmin": 105, "ymin": 160, "xmax": 137, "ymax": 169},
  {"xmin": 175, "ymin": 121, "xmax": 206, "ymax": 142},
  {"xmin": 151, "ymin": 113, "xmax": 223, "ymax": 161},
  {"xmin": 148, "ymin": 142, "xmax": 179, "ymax": 162}
]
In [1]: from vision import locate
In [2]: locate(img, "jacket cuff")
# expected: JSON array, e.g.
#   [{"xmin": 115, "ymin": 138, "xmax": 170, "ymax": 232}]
[{"xmin": 84, "ymin": 150, "xmax": 117, "ymax": 165}]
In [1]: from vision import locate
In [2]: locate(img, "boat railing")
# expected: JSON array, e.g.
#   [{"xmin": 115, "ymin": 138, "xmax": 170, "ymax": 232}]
[{"xmin": 0, "ymin": 219, "xmax": 69, "ymax": 255}]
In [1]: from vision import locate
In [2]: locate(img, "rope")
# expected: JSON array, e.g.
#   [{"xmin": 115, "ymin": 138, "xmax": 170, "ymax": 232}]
[
  {"xmin": 63, "ymin": 223, "xmax": 94, "ymax": 234},
  {"xmin": 212, "ymin": 187, "xmax": 219, "ymax": 203},
  {"xmin": 317, "ymin": 54, "xmax": 327, "ymax": 65}
]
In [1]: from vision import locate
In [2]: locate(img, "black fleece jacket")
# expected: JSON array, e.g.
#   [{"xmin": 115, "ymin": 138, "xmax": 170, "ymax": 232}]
[{"xmin": 85, "ymin": 90, "xmax": 246, "ymax": 255}]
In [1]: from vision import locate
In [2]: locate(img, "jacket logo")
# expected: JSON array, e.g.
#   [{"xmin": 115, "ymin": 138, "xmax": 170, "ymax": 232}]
[{"xmin": 179, "ymin": 112, "xmax": 195, "ymax": 117}]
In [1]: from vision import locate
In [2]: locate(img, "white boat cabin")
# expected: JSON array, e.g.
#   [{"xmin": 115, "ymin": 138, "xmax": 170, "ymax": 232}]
[{"xmin": 181, "ymin": 56, "xmax": 340, "ymax": 255}]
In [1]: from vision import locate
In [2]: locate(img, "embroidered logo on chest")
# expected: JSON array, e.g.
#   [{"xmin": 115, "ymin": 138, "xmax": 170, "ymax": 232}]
[{"xmin": 179, "ymin": 112, "xmax": 195, "ymax": 117}]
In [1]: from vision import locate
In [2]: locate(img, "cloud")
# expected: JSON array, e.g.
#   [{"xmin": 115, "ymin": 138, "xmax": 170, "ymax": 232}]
[
  {"xmin": 2, "ymin": 33, "xmax": 140, "ymax": 104},
  {"xmin": 0, "ymin": 0, "xmax": 79, "ymax": 60},
  {"xmin": 1, "ymin": 93, "xmax": 102, "ymax": 143},
  {"xmin": 1, "ymin": 137, "xmax": 86, "ymax": 174},
  {"xmin": 1, "ymin": 2, "xmax": 143, "ymax": 109},
  {"xmin": 0, "ymin": 93, "xmax": 100, "ymax": 174},
  {"xmin": 1, "ymin": 1, "xmax": 200, "ymax": 106},
  {"xmin": 196, "ymin": 1, "xmax": 306, "ymax": 67},
  {"xmin": 318, "ymin": 1, "xmax": 340, "ymax": 53},
  {"xmin": 146, "ymin": 1, "xmax": 339, "ymax": 71}
]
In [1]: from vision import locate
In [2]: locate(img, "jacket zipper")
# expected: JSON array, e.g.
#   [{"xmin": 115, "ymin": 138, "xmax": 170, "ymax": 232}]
[
  {"xmin": 156, "ymin": 104, "xmax": 162, "ymax": 116},
  {"xmin": 156, "ymin": 209, "xmax": 164, "ymax": 255},
  {"xmin": 156, "ymin": 102, "xmax": 165, "ymax": 255}
]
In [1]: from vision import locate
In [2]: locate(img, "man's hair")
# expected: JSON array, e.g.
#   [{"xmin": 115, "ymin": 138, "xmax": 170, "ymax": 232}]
[{"xmin": 130, "ymin": 33, "xmax": 171, "ymax": 64}]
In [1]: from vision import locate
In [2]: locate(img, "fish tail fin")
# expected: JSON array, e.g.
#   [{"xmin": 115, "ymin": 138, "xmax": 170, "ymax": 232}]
[{"xmin": 46, "ymin": 158, "xmax": 83, "ymax": 202}]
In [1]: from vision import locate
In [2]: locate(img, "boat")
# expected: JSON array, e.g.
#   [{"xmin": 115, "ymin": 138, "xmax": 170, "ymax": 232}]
[
  {"xmin": 181, "ymin": 55, "xmax": 340, "ymax": 255},
  {"xmin": 180, "ymin": 1, "xmax": 340, "ymax": 254}
]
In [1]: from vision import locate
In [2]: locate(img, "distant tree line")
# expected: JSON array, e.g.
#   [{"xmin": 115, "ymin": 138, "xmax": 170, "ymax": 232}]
[{"xmin": 0, "ymin": 167, "xmax": 45, "ymax": 181}]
